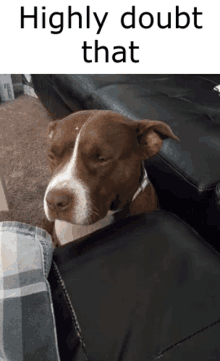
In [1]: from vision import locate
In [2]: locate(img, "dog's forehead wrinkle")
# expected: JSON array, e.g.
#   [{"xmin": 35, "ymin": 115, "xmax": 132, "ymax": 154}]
[
  {"xmin": 50, "ymin": 139, "xmax": 75, "ymax": 155},
  {"xmin": 55, "ymin": 115, "xmax": 87, "ymax": 138},
  {"xmin": 83, "ymin": 117, "xmax": 131, "ymax": 142},
  {"xmin": 50, "ymin": 120, "xmax": 80, "ymax": 151}
]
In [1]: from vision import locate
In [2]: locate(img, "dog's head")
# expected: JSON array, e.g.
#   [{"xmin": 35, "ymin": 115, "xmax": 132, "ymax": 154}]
[{"xmin": 44, "ymin": 110, "xmax": 179, "ymax": 225}]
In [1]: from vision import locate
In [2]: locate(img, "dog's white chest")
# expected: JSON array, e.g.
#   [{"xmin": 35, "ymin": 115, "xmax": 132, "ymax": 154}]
[{"xmin": 55, "ymin": 210, "xmax": 117, "ymax": 246}]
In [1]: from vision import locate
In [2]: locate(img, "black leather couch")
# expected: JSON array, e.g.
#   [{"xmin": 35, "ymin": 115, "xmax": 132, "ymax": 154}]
[{"xmin": 32, "ymin": 75, "xmax": 220, "ymax": 360}]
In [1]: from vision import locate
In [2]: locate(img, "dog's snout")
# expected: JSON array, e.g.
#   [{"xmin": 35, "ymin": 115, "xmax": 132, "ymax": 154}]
[{"xmin": 46, "ymin": 190, "xmax": 72, "ymax": 213}]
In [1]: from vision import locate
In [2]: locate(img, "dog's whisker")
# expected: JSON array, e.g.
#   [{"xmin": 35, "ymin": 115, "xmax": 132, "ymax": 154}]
[
  {"xmin": 90, "ymin": 207, "xmax": 100, "ymax": 218},
  {"xmin": 91, "ymin": 204, "xmax": 100, "ymax": 214}
]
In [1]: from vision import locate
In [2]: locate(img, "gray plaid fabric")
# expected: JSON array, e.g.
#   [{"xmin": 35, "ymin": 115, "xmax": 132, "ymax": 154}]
[{"xmin": 0, "ymin": 222, "xmax": 60, "ymax": 361}]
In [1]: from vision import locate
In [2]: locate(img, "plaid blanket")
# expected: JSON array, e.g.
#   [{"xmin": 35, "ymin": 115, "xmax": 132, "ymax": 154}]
[{"xmin": 0, "ymin": 222, "xmax": 60, "ymax": 361}]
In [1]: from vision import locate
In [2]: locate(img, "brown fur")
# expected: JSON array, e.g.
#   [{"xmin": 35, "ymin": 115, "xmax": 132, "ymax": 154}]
[{"xmin": 45, "ymin": 110, "xmax": 179, "ymax": 246}]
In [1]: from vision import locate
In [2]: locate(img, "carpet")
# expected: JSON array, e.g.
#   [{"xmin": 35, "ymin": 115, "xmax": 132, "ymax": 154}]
[{"xmin": 0, "ymin": 95, "xmax": 53, "ymax": 227}]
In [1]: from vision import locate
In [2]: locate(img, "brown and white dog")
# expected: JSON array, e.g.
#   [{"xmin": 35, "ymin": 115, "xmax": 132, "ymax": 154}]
[{"xmin": 43, "ymin": 110, "xmax": 179, "ymax": 246}]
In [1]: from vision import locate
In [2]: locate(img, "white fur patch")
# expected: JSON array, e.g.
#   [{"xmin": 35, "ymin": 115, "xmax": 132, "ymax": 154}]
[
  {"xmin": 44, "ymin": 123, "xmax": 91, "ymax": 224},
  {"xmin": 48, "ymin": 130, "xmax": 54, "ymax": 139},
  {"xmin": 55, "ymin": 210, "xmax": 116, "ymax": 245}
]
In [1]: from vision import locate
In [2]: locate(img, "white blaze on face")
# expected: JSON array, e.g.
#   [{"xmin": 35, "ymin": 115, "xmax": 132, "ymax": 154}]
[{"xmin": 44, "ymin": 122, "xmax": 92, "ymax": 224}]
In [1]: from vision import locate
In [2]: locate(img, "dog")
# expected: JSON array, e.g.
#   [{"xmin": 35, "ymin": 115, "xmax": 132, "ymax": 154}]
[{"xmin": 43, "ymin": 110, "xmax": 179, "ymax": 247}]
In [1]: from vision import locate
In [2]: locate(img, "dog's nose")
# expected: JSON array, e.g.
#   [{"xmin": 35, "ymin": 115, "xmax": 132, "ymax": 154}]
[{"xmin": 46, "ymin": 190, "xmax": 72, "ymax": 213}]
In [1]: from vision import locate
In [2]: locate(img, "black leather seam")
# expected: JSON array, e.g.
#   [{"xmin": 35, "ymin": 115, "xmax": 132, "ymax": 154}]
[
  {"xmin": 150, "ymin": 318, "xmax": 220, "ymax": 360},
  {"xmin": 48, "ymin": 75, "xmax": 83, "ymax": 112},
  {"xmin": 157, "ymin": 152, "xmax": 218, "ymax": 192},
  {"xmin": 68, "ymin": 75, "xmax": 110, "ymax": 110},
  {"xmin": 95, "ymin": 77, "xmax": 169, "ymax": 91},
  {"xmin": 196, "ymin": 76, "xmax": 220, "ymax": 86},
  {"xmin": 51, "ymin": 261, "xmax": 89, "ymax": 361},
  {"xmin": 33, "ymin": 74, "xmax": 73, "ymax": 113}
]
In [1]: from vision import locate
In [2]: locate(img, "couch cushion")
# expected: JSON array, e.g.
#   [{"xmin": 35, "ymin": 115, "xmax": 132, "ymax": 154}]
[{"xmin": 51, "ymin": 211, "xmax": 220, "ymax": 360}]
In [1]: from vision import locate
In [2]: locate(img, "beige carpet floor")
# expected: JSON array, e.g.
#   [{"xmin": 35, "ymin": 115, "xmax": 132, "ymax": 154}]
[{"xmin": 0, "ymin": 95, "xmax": 53, "ymax": 227}]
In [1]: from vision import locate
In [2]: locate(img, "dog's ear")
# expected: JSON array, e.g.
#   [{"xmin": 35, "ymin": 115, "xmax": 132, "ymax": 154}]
[
  {"xmin": 47, "ymin": 121, "xmax": 59, "ymax": 142},
  {"xmin": 133, "ymin": 120, "xmax": 179, "ymax": 159}
]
